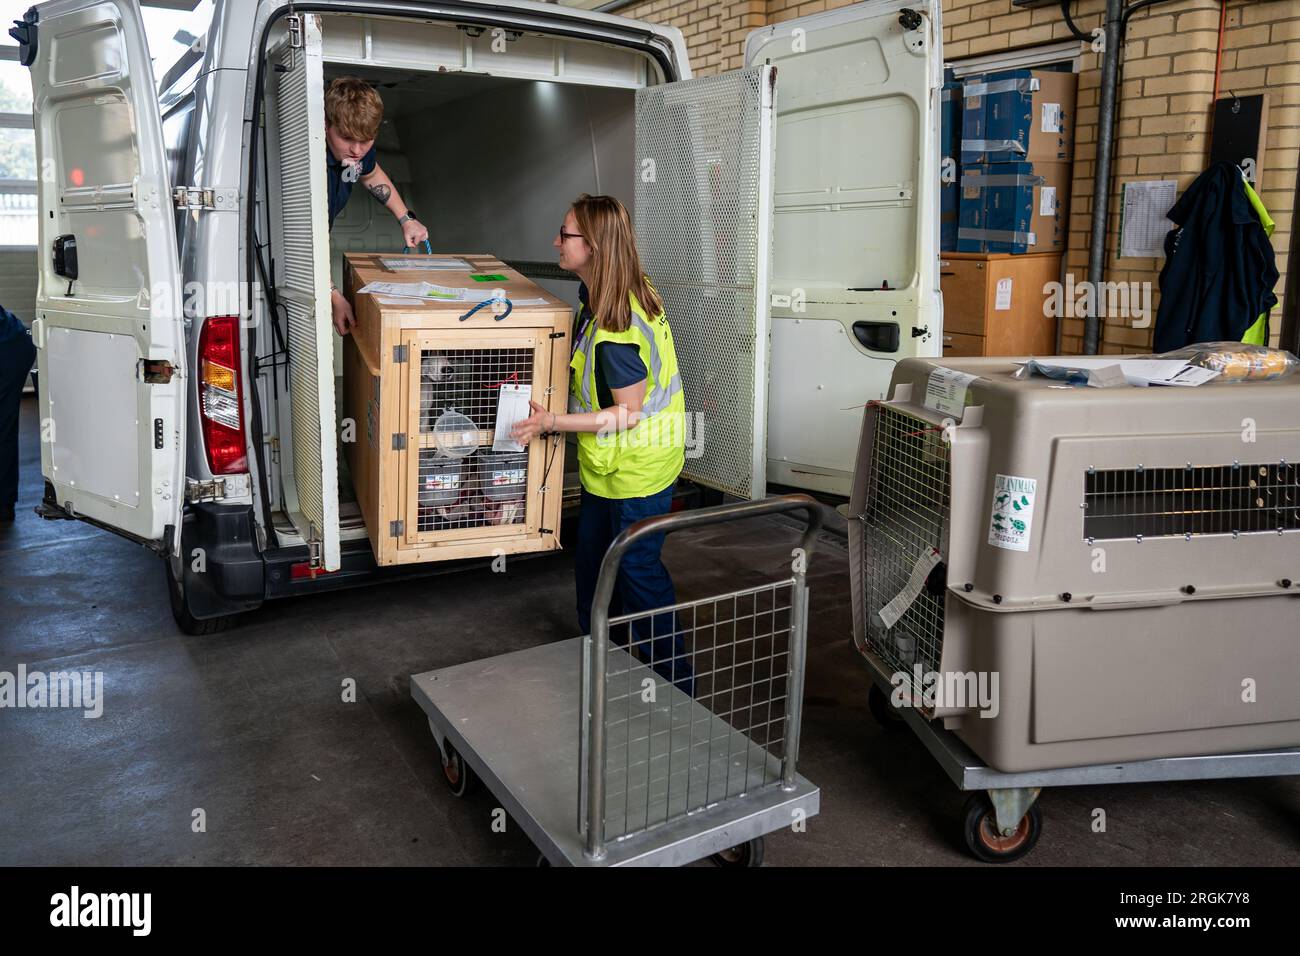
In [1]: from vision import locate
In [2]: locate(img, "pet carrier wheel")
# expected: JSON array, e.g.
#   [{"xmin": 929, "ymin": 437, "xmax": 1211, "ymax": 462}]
[
  {"xmin": 709, "ymin": 836, "xmax": 765, "ymax": 868},
  {"xmin": 962, "ymin": 793, "xmax": 1042, "ymax": 863},
  {"xmin": 868, "ymin": 683, "xmax": 907, "ymax": 730},
  {"xmin": 438, "ymin": 738, "xmax": 479, "ymax": 798}
]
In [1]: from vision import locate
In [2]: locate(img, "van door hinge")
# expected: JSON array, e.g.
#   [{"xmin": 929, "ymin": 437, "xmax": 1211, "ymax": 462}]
[
  {"xmin": 392, "ymin": 344, "xmax": 409, "ymax": 363},
  {"xmin": 390, "ymin": 520, "xmax": 404, "ymax": 537},
  {"xmin": 288, "ymin": 14, "xmax": 303, "ymax": 48},
  {"xmin": 172, "ymin": 186, "xmax": 238, "ymax": 212},
  {"xmin": 185, "ymin": 475, "xmax": 249, "ymax": 502},
  {"xmin": 307, "ymin": 531, "xmax": 323, "ymax": 569}
]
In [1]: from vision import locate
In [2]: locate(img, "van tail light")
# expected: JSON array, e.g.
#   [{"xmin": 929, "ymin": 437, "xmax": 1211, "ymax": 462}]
[{"xmin": 198, "ymin": 316, "xmax": 248, "ymax": 475}]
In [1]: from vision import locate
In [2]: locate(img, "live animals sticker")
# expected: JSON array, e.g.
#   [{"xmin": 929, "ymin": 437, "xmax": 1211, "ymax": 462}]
[{"xmin": 988, "ymin": 474, "xmax": 1036, "ymax": 552}]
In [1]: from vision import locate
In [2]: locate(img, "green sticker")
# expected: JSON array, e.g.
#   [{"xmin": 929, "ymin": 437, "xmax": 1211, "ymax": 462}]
[{"xmin": 470, "ymin": 273, "xmax": 507, "ymax": 282}]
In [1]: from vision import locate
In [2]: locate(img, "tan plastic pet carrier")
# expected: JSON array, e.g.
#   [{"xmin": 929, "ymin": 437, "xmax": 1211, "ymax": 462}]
[{"xmin": 849, "ymin": 357, "xmax": 1300, "ymax": 775}]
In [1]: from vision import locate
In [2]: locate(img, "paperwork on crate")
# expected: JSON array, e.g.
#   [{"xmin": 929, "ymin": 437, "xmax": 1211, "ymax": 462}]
[
  {"xmin": 492, "ymin": 383, "xmax": 532, "ymax": 453},
  {"xmin": 1015, "ymin": 357, "xmax": 1220, "ymax": 387},
  {"xmin": 360, "ymin": 279, "xmax": 548, "ymax": 307},
  {"xmin": 381, "ymin": 256, "xmax": 471, "ymax": 271}
]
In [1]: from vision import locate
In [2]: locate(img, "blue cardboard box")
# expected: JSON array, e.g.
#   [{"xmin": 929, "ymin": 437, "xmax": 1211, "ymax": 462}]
[
  {"xmin": 958, "ymin": 161, "xmax": 1070, "ymax": 254},
  {"xmin": 960, "ymin": 69, "xmax": 1076, "ymax": 166}
]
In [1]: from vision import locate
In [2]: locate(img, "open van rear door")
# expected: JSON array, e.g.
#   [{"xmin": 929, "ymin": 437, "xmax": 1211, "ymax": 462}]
[
  {"xmin": 634, "ymin": 66, "xmax": 777, "ymax": 501},
  {"xmin": 265, "ymin": 13, "xmax": 340, "ymax": 571},
  {"xmin": 747, "ymin": 1, "xmax": 943, "ymax": 496},
  {"xmin": 22, "ymin": 0, "xmax": 185, "ymax": 551}
]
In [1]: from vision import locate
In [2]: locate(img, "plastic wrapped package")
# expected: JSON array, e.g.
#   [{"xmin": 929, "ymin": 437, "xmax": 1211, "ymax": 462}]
[{"xmin": 1142, "ymin": 343, "xmax": 1298, "ymax": 382}]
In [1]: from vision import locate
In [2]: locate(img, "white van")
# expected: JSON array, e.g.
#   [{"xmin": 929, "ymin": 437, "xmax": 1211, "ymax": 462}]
[{"xmin": 17, "ymin": 0, "xmax": 941, "ymax": 631}]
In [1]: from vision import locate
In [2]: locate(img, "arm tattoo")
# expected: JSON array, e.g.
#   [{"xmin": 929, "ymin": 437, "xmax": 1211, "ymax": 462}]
[{"xmin": 367, "ymin": 183, "xmax": 392, "ymax": 205}]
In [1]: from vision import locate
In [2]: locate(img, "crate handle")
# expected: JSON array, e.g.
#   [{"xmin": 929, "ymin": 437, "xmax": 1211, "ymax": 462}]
[{"xmin": 402, "ymin": 239, "xmax": 434, "ymax": 255}]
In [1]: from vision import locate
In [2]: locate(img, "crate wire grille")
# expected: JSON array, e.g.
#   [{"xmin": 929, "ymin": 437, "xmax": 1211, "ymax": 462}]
[
  {"xmin": 417, "ymin": 347, "xmax": 534, "ymax": 533},
  {"xmin": 597, "ymin": 581, "xmax": 794, "ymax": 844},
  {"xmin": 860, "ymin": 406, "xmax": 951, "ymax": 694},
  {"xmin": 1084, "ymin": 463, "xmax": 1300, "ymax": 540},
  {"xmin": 635, "ymin": 68, "xmax": 771, "ymax": 499}
]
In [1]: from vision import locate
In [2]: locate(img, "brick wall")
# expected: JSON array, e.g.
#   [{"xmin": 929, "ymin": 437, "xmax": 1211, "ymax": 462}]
[{"xmin": 606, "ymin": 0, "xmax": 1297, "ymax": 353}]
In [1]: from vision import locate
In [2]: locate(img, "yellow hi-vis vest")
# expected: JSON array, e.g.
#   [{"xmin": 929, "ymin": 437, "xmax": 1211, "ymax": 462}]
[{"xmin": 569, "ymin": 289, "xmax": 685, "ymax": 499}]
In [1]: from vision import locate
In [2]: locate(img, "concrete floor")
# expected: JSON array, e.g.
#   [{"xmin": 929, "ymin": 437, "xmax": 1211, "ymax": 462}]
[{"xmin": 3, "ymin": 393, "xmax": 1298, "ymax": 866}]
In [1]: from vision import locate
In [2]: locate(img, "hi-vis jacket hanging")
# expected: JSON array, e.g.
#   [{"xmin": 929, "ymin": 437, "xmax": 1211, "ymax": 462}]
[{"xmin": 569, "ymin": 288, "xmax": 685, "ymax": 499}]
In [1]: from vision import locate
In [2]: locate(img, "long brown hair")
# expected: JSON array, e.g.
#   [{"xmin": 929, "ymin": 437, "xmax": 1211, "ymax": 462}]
[{"xmin": 570, "ymin": 194, "xmax": 663, "ymax": 333}]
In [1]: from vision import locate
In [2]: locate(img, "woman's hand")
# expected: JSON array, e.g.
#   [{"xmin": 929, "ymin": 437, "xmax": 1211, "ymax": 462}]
[
  {"xmin": 511, "ymin": 400, "xmax": 555, "ymax": 444},
  {"xmin": 401, "ymin": 217, "xmax": 429, "ymax": 249}
]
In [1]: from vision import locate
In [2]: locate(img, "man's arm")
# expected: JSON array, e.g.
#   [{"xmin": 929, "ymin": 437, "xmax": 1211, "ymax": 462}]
[{"xmin": 359, "ymin": 161, "xmax": 429, "ymax": 248}]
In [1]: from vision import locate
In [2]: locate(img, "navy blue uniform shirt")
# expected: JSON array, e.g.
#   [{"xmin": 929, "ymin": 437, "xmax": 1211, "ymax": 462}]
[
  {"xmin": 576, "ymin": 283, "xmax": 648, "ymax": 409},
  {"xmin": 326, "ymin": 144, "xmax": 377, "ymax": 229}
]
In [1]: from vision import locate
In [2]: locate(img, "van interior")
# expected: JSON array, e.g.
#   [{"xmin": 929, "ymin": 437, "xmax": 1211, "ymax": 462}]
[{"xmin": 256, "ymin": 12, "xmax": 651, "ymax": 547}]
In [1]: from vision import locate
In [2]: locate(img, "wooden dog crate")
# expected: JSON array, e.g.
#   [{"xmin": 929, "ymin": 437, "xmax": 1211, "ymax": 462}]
[{"xmin": 342, "ymin": 252, "xmax": 570, "ymax": 566}]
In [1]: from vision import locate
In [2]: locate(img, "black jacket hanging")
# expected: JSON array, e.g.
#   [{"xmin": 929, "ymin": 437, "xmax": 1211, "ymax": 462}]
[{"xmin": 1152, "ymin": 161, "xmax": 1279, "ymax": 352}]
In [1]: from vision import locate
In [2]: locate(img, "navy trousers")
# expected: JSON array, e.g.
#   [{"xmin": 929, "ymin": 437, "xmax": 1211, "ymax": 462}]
[
  {"xmin": 1, "ymin": 330, "xmax": 36, "ymax": 511},
  {"xmin": 575, "ymin": 485, "xmax": 694, "ymax": 694}
]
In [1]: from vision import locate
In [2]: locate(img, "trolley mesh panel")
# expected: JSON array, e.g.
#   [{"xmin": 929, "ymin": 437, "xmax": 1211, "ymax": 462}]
[
  {"xmin": 598, "ymin": 581, "xmax": 794, "ymax": 843},
  {"xmin": 1083, "ymin": 462, "xmax": 1300, "ymax": 540},
  {"xmin": 416, "ymin": 347, "xmax": 534, "ymax": 533},
  {"xmin": 634, "ymin": 67, "xmax": 772, "ymax": 499},
  {"xmin": 860, "ymin": 406, "xmax": 950, "ymax": 704}
]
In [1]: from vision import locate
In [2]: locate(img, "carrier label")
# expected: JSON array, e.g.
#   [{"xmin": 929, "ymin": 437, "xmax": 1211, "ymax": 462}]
[
  {"xmin": 988, "ymin": 474, "xmax": 1037, "ymax": 552},
  {"xmin": 925, "ymin": 366, "xmax": 977, "ymax": 420}
]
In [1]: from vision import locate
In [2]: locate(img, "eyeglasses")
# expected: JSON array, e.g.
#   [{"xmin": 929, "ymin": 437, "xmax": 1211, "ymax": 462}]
[{"xmin": 558, "ymin": 229, "xmax": 584, "ymax": 242}]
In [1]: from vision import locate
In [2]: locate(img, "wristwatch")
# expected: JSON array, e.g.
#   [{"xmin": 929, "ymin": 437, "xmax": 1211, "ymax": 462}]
[{"xmin": 398, "ymin": 211, "xmax": 418, "ymax": 223}]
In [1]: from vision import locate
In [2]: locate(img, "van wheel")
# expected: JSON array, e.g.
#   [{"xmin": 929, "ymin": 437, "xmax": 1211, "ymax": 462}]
[{"xmin": 165, "ymin": 557, "xmax": 238, "ymax": 635}]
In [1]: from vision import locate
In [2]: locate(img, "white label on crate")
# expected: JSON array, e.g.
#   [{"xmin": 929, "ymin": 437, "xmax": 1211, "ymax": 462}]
[
  {"xmin": 988, "ymin": 474, "xmax": 1038, "ymax": 552},
  {"xmin": 995, "ymin": 277, "xmax": 1013, "ymax": 310},
  {"xmin": 878, "ymin": 548, "xmax": 942, "ymax": 630},
  {"xmin": 1041, "ymin": 102, "xmax": 1061, "ymax": 132},
  {"xmin": 925, "ymin": 366, "xmax": 977, "ymax": 420},
  {"xmin": 492, "ymin": 382, "xmax": 533, "ymax": 453},
  {"xmin": 1040, "ymin": 186, "xmax": 1057, "ymax": 217}
]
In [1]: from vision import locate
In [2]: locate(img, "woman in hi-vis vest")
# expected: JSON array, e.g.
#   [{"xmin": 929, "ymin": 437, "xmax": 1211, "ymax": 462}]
[{"xmin": 512, "ymin": 195, "xmax": 692, "ymax": 694}]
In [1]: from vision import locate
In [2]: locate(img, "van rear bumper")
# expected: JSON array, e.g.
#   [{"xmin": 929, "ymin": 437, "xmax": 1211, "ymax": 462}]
[{"xmin": 179, "ymin": 502, "xmax": 265, "ymax": 618}]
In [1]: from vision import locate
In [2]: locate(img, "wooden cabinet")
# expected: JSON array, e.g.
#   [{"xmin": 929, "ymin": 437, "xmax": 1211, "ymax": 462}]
[
  {"xmin": 939, "ymin": 252, "xmax": 1061, "ymax": 357},
  {"xmin": 343, "ymin": 253, "xmax": 570, "ymax": 566}
]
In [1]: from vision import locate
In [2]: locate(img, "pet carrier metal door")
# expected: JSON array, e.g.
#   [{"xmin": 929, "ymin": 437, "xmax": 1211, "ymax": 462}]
[
  {"xmin": 402, "ymin": 330, "xmax": 557, "ymax": 545},
  {"xmin": 267, "ymin": 14, "xmax": 340, "ymax": 570},
  {"xmin": 25, "ymin": 0, "xmax": 186, "ymax": 551},
  {"xmin": 634, "ymin": 66, "xmax": 777, "ymax": 500}
]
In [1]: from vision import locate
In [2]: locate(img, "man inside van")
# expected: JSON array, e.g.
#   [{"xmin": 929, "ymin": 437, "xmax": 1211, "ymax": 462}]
[{"xmin": 325, "ymin": 76, "xmax": 429, "ymax": 336}]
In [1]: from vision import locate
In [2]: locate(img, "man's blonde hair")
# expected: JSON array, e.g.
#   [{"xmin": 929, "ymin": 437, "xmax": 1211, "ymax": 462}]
[{"xmin": 324, "ymin": 76, "xmax": 383, "ymax": 141}]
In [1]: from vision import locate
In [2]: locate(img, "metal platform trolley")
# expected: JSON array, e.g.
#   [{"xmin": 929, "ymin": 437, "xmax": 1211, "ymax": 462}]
[{"xmin": 411, "ymin": 495, "xmax": 825, "ymax": 866}]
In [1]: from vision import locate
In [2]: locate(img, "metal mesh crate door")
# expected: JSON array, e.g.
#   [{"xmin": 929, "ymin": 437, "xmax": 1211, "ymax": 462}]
[
  {"xmin": 859, "ymin": 406, "xmax": 951, "ymax": 698},
  {"xmin": 416, "ymin": 345, "xmax": 536, "ymax": 534}
]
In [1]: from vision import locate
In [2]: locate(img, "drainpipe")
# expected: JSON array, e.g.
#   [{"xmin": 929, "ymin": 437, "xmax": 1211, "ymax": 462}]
[{"xmin": 1083, "ymin": 0, "xmax": 1125, "ymax": 355}]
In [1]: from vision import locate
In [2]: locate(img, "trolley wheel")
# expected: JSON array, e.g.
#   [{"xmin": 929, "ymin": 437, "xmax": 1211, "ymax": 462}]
[
  {"xmin": 868, "ymin": 683, "xmax": 906, "ymax": 730},
  {"xmin": 962, "ymin": 794, "xmax": 1042, "ymax": 863},
  {"xmin": 709, "ymin": 836, "xmax": 765, "ymax": 868},
  {"xmin": 439, "ymin": 740, "xmax": 479, "ymax": 798},
  {"xmin": 536, "ymin": 854, "xmax": 551, "ymax": 867}
]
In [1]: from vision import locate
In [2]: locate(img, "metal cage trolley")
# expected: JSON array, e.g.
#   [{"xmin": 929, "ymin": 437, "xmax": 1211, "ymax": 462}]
[{"xmin": 411, "ymin": 495, "xmax": 824, "ymax": 866}]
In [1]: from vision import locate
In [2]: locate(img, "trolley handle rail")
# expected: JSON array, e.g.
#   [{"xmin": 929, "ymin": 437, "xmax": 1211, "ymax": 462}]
[{"xmin": 583, "ymin": 494, "xmax": 825, "ymax": 860}]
